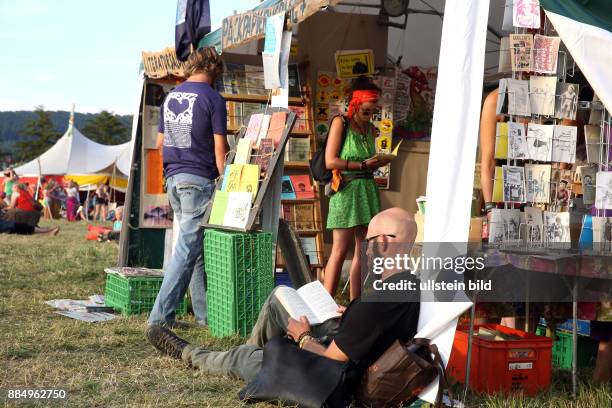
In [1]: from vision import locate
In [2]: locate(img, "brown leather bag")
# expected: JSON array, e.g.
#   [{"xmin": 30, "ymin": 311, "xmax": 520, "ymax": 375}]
[{"xmin": 355, "ymin": 338, "xmax": 452, "ymax": 408}]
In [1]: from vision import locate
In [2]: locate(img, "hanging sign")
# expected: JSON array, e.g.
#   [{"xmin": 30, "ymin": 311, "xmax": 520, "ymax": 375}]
[
  {"xmin": 334, "ymin": 49, "xmax": 375, "ymax": 79},
  {"xmin": 141, "ymin": 47, "xmax": 186, "ymax": 79}
]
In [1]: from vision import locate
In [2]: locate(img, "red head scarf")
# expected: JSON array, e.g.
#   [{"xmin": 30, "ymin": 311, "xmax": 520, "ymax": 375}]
[{"xmin": 347, "ymin": 89, "xmax": 380, "ymax": 119}]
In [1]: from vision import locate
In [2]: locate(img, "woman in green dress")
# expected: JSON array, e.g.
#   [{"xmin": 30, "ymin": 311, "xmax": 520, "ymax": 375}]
[{"xmin": 324, "ymin": 79, "xmax": 390, "ymax": 300}]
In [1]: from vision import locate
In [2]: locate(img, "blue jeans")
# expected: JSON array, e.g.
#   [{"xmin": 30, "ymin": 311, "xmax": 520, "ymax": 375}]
[{"xmin": 148, "ymin": 173, "xmax": 214, "ymax": 326}]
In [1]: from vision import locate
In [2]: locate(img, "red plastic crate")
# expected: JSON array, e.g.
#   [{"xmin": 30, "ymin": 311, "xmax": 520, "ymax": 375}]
[{"xmin": 447, "ymin": 324, "xmax": 552, "ymax": 395}]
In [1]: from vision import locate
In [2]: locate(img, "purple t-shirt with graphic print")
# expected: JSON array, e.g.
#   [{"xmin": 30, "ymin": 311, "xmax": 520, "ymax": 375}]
[{"xmin": 158, "ymin": 81, "xmax": 227, "ymax": 180}]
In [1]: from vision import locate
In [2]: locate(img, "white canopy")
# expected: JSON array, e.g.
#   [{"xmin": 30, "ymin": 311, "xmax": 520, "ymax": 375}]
[{"xmin": 13, "ymin": 124, "xmax": 131, "ymax": 177}]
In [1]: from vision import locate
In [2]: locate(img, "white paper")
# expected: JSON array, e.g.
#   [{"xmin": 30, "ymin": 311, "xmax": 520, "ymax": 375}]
[
  {"xmin": 533, "ymin": 35, "xmax": 560, "ymax": 74},
  {"xmin": 592, "ymin": 216, "xmax": 612, "ymax": 251},
  {"xmin": 507, "ymin": 79, "xmax": 531, "ymax": 116},
  {"xmin": 529, "ymin": 76, "xmax": 557, "ymax": 116},
  {"xmin": 262, "ymin": 53, "xmax": 281, "ymax": 89},
  {"xmin": 274, "ymin": 286, "xmax": 319, "ymax": 324},
  {"xmin": 489, "ymin": 209, "xmax": 521, "ymax": 244},
  {"xmin": 543, "ymin": 211, "xmax": 570, "ymax": 245},
  {"xmin": 508, "ymin": 122, "xmax": 528, "ymax": 159},
  {"xmin": 501, "ymin": 0, "xmax": 513, "ymax": 31},
  {"xmin": 498, "ymin": 37, "xmax": 512, "ymax": 73},
  {"xmin": 525, "ymin": 163, "xmax": 551, "ymax": 203},
  {"xmin": 496, "ymin": 78, "xmax": 508, "ymax": 114},
  {"xmin": 223, "ymin": 192, "xmax": 252, "ymax": 228},
  {"xmin": 503, "ymin": 165, "xmax": 526, "ymax": 202},
  {"xmin": 272, "ymin": 30, "xmax": 292, "ymax": 108},
  {"xmin": 579, "ymin": 165, "xmax": 598, "ymax": 205},
  {"xmin": 551, "ymin": 125, "xmax": 577, "ymax": 163},
  {"xmin": 523, "ymin": 207, "xmax": 543, "ymax": 243},
  {"xmin": 262, "ymin": 13, "xmax": 284, "ymax": 89},
  {"xmin": 513, "ymin": 0, "xmax": 541, "ymax": 29},
  {"xmin": 297, "ymin": 281, "xmax": 341, "ymax": 323},
  {"xmin": 595, "ymin": 171, "xmax": 612, "ymax": 209},
  {"xmin": 555, "ymin": 83, "xmax": 579, "ymax": 120},
  {"xmin": 526, "ymin": 123, "xmax": 554, "ymax": 161}
]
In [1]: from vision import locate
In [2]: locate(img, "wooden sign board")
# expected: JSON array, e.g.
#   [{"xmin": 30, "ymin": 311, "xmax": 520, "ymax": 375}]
[{"xmin": 141, "ymin": 47, "xmax": 186, "ymax": 79}]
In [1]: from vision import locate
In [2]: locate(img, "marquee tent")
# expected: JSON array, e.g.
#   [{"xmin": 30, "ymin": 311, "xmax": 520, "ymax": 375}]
[{"xmin": 13, "ymin": 123, "xmax": 132, "ymax": 191}]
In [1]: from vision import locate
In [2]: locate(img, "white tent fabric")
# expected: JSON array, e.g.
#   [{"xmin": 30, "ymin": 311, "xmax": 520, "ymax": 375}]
[
  {"xmin": 417, "ymin": 0, "xmax": 490, "ymax": 402},
  {"xmin": 14, "ymin": 125, "xmax": 131, "ymax": 177}
]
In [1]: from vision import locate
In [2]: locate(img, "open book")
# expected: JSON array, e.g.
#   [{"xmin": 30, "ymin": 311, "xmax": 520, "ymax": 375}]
[
  {"xmin": 367, "ymin": 139, "xmax": 402, "ymax": 161},
  {"xmin": 274, "ymin": 281, "xmax": 341, "ymax": 324}
]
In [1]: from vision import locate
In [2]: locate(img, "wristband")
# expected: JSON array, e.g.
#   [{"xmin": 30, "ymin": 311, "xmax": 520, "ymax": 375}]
[
  {"xmin": 360, "ymin": 160, "xmax": 367, "ymax": 171},
  {"xmin": 484, "ymin": 202, "xmax": 496, "ymax": 214},
  {"xmin": 297, "ymin": 330, "xmax": 312, "ymax": 345},
  {"xmin": 299, "ymin": 335, "xmax": 313, "ymax": 349}
]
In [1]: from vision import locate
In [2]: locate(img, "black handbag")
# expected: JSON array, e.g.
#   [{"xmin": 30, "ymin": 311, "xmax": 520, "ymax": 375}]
[
  {"xmin": 309, "ymin": 115, "xmax": 348, "ymax": 183},
  {"xmin": 238, "ymin": 336, "xmax": 352, "ymax": 408}
]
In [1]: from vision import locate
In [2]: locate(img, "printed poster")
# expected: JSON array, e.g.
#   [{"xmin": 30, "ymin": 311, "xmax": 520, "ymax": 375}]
[{"xmin": 334, "ymin": 49, "xmax": 375, "ymax": 79}]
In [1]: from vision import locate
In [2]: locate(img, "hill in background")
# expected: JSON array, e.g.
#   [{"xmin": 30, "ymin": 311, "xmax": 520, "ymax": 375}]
[{"xmin": 0, "ymin": 111, "xmax": 133, "ymax": 155}]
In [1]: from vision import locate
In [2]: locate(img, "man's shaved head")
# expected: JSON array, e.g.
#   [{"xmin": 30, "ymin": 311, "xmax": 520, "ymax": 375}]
[{"xmin": 368, "ymin": 207, "xmax": 417, "ymax": 244}]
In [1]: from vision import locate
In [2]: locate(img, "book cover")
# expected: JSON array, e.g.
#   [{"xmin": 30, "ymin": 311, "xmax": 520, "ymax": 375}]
[
  {"xmin": 496, "ymin": 79, "xmax": 509, "ymax": 115},
  {"xmin": 523, "ymin": 207, "xmax": 543, "ymax": 243},
  {"xmin": 592, "ymin": 216, "xmax": 612, "ymax": 251},
  {"xmin": 225, "ymin": 164, "xmax": 244, "ymax": 192},
  {"xmin": 223, "ymin": 192, "xmax": 252, "ymax": 229},
  {"xmin": 281, "ymin": 203, "xmax": 293, "ymax": 223},
  {"xmin": 290, "ymin": 175, "xmax": 315, "ymax": 199},
  {"xmin": 294, "ymin": 203, "xmax": 316, "ymax": 231},
  {"xmin": 550, "ymin": 168, "xmax": 573, "ymax": 208},
  {"xmin": 555, "ymin": 83, "xmax": 579, "ymax": 120},
  {"xmin": 551, "ymin": 125, "xmax": 577, "ymax": 164},
  {"xmin": 489, "ymin": 209, "xmax": 521, "ymax": 244},
  {"xmin": 209, "ymin": 191, "xmax": 229, "ymax": 225},
  {"xmin": 595, "ymin": 171, "xmax": 612, "ymax": 210},
  {"xmin": 281, "ymin": 175, "xmax": 297, "ymax": 200},
  {"xmin": 529, "ymin": 76, "xmax": 557, "ymax": 116},
  {"xmin": 507, "ymin": 79, "xmax": 531, "ymax": 116},
  {"xmin": 245, "ymin": 65, "xmax": 265, "ymax": 95},
  {"xmin": 220, "ymin": 166, "xmax": 231, "ymax": 191},
  {"xmin": 502, "ymin": 165, "xmax": 526, "ymax": 203},
  {"xmin": 257, "ymin": 114, "xmax": 272, "ymax": 146},
  {"xmin": 492, "ymin": 166, "xmax": 504, "ymax": 203},
  {"xmin": 533, "ymin": 35, "xmax": 560, "ymax": 74},
  {"xmin": 525, "ymin": 164, "xmax": 551, "ymax": 203},
  {"xmin": 288, "ymin": 105, "xmax": 309, "ymax": 132},
  {"xmin": 543, "ymin": 211, "xmax": 571, "ymax": 245},
  {"xmin": 584, "ymin": 125, "xmax": 602, "ymax": 164},
  {"xmin": 267, "ymin": 112, "xmax": 287, "ymax": 148},
  {"xmin": 234, "ymin": 138, "xmax": 253, "ymax": 165},
  {"xmin": 509, "ymin": 34, "xmax": 533, "ymax": 72},
  {"xmin": 244, "ymin": 113, "xmax": 263, "ymax": 142},
  {"xmin": 287, "ymin": 138, "xmax": 310, "ymax": 162},
  {"xmin": 508, "ymin": 122, "xmax": 528, "ymax": 159},
  {"xmin": 300, "ymin": 236, "xmax": 320, "ymax": 265},
  {"xmin": 498, "ymin": 37, "xmax": 512, "ymax": 73},
  {"xmin": 526, "ymin": 123, "xmax": 554, "ymax": 161},
  {"xmin": 238, "ymin": 164, "xmax": 260, "ymax": 200},
  {"xmin": 494, "ymin": 123, "xmax": 509, "ymax": 159},
  {"xmin": 513, "ymin": 0, "xmax": 540, "ymax": 29},
  {"xmin": 227, "ymin": 101, "xmax": 242, "ymax": 129},
  {"xmin": 578, "ymin": 165, "xmax": 598, "ymax": 205},
  {"xmin": 253, "ymin": 138, "xmax": 274, "ymax": 174}
]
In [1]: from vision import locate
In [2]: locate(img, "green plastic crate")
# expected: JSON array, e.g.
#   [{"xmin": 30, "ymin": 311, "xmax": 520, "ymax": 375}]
[
  {"xmin": 535, "ymin": 325, "xmax": 598, "ymax": 370},
  {"xmin": 204, "ymin": 229, "xmax": 273, "ymax": 337},
  {"xmin": 105, "ymin": 273, "xmax": 187, "ymax": 316}
]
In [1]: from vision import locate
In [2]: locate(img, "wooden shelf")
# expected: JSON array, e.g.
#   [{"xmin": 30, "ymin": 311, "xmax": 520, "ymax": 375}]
[
  {"xmin": 281, "ymin": 198, "xmax": 318, "ymax": 203},
  {"xmin": 221, "ymin": 93, "xmax": 304, "ymax": 104},
  {"xmin": 283, "ymin": 161, "xmax": 310, "ymax": 170}
]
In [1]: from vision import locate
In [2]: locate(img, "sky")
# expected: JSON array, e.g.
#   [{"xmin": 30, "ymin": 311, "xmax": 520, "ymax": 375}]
[{"xmin": 0, "ymin": 0, "xmax": 260, "ymax": 115}]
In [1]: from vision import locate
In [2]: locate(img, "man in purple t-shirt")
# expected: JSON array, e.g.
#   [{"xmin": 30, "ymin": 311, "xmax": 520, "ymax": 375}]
[{"xmin": 148, "ymin": 47, "xmax": 228, "ymax": 328}]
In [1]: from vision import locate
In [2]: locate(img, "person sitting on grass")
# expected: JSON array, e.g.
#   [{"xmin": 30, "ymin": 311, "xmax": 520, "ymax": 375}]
[
  {"xmin": 145, "ymin": 207, "xmax": 420, "ymax": 387},
  {"xmin": 0, "ymin": 219, "xmax": 59, "ymax": 236},
  {"xmin": 97, "ymin": 206, "xmax": 123, "ymax": 242}
]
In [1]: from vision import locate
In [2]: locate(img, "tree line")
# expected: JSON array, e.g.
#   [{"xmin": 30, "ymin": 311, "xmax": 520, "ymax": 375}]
[{"xmin": 11, "ymin": 106, "xmax": 131, "ymax": 163}]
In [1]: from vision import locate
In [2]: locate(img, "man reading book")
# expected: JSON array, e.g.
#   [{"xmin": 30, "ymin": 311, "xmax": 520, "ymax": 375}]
[{"xmin": 146, "ymin": 207, "xmax": 420, "ymax": 386}]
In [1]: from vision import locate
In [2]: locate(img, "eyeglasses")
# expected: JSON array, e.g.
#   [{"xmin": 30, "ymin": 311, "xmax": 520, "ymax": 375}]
[{"xmin": 365, "ymin": 234, "xmax": 396, "ymax": 242}]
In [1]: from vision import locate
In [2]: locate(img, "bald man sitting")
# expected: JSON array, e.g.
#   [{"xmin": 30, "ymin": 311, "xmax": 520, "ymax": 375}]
[{"xmin": 146, "ymin": 208, "xmax": 421, "ymax": 384}]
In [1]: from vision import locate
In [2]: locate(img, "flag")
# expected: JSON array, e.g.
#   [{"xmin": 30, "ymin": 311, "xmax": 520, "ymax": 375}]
[{"xmin": 175, "ymin": 0, "xmax": 212, "ymax": 61}]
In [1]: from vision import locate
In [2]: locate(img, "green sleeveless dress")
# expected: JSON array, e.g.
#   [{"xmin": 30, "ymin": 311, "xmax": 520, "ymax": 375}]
[{"xmin": 327, "ymin": 126, "xmax": 381, "ymax": 229}]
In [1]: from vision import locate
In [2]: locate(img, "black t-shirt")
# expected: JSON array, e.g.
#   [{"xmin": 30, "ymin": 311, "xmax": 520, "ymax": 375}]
[{"xmin": 333, "ymin": 271, "xmax": 420, "ymax": 369}]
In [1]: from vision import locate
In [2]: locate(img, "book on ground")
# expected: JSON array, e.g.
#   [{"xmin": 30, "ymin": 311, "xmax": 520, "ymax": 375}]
[{"xmin": 274, "ymin": 281, "xmax": 340, "ymax": 324}]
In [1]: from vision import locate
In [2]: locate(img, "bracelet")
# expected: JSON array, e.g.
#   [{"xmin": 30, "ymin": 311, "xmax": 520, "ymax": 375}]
[
  {"xmin": 484, "ymin": 202, "xmax": 496, "ymax": 214},
  {"xmin": 360, "ymin": 160, "xmax": 366, "ymax": 171},
  {"xmin": 299, "ymin": 335, "xmax": 313, "ymax": 349},
  {"xmin": 296, "ymin": 330, "xmax": 312, "ymax": 345}
]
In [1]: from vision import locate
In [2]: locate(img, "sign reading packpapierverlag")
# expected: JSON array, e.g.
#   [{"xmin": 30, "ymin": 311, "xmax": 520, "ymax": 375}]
[{"xmin": 334, "ymin": 49, "xmax": 375, "ymax": 79}]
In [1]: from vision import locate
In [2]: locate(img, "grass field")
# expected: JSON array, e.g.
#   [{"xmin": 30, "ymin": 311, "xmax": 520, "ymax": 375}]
[{"xmin": 1, "ymin": 220, "xmax": 610, "ymax": 407}]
